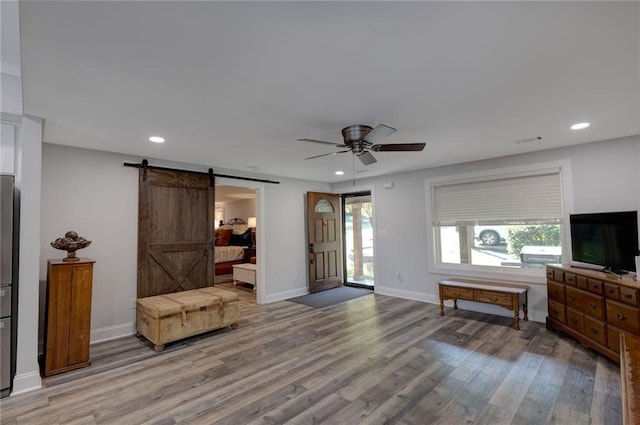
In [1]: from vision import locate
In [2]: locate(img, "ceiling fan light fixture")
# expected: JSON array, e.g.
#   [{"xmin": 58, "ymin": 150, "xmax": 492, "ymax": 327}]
[{"xmin": 358, "ymin": 151, "xmax": 377, "ymax": 166}]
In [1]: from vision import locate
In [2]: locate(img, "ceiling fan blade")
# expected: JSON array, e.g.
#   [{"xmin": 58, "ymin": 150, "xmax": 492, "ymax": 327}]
[
  {"xmin": 371, "ymin": 143, "xmax": 426, "ymax": 152},
  {"xmin": 362, "ymin": 124, "xmax": 397, "ymax": 144},
  {"xmin": 298, "ymin": 138, "xmax": 346, "ymax": 148},
  {"xmin": 357, "ymin": 151, "xmax": 377, "ymax": 165},
  {"xmin": 305, "ymin": 150, "xmax": 350, "ymax": 160}
]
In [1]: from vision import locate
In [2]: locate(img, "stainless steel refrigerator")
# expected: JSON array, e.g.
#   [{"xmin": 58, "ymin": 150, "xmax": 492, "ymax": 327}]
[{"xmin": 1, "ymin": 174, "xmax": 15, "ymax": 397}]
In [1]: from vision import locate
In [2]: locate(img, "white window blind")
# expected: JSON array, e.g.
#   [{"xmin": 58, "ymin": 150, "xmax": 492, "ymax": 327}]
[{"xmin": 432, "ymin": 169, "xmax": 563, "ymax": 226}]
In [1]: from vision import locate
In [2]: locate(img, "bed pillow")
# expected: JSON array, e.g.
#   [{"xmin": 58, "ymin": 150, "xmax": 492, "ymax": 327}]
[
  {"xmin": 215, "ymin": 228, "xmax": 233, "ymax": 246},
  {"xmin": 230, "ymin": 229, "xmax": 252, "ymax": 246}
]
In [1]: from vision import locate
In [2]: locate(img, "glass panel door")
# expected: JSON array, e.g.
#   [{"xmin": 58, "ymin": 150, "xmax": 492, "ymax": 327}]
[{"xmin": 343, "ymin": 193, "xmax": 374, "ymax": 287}]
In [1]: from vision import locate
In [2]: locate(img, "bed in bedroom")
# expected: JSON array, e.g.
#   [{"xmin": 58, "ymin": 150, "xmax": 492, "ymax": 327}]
[{"xmin": 215, "ymin": 225, "xmax": 253, "ymax": 275}]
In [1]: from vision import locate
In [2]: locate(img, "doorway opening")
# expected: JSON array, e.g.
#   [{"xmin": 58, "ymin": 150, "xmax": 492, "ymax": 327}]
[{"xmin": 342, "ymin": 192, "xmax": 374, "ymax": 288}]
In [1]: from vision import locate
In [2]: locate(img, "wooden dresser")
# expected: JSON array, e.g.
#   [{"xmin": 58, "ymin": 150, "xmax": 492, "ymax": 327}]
[
  {"xmin": 546, "ymin": 264, "xmax": 640, "ymax": 363},
  {"xmin": 43, "ymin": 258, "xmax": 95, "ymax": 377}
]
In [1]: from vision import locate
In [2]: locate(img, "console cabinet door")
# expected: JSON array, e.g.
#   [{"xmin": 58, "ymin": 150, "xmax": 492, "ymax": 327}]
[{"xmin": 44, "ymin": 259, "xmax": 95, "ymax": 377}]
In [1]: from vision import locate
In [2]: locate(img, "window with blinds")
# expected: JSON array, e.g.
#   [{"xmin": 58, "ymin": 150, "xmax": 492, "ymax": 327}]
[{"xmin": 430, "ymin": 167, "xmax": 564, "ymax": 271}]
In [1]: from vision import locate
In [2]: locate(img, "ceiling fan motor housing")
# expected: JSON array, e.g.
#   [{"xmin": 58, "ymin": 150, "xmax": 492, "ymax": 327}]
[
  {"xmin": 341, "ymin": 125, "xmax": 372, "ymax": 153},
  {"xmin": 341, "ymin": 125, "xmax": 372, "ymax": 143}
]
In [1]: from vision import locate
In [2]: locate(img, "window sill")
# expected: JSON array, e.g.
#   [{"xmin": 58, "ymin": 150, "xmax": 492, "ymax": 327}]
[{"xmin": 429, "ymin": 263, "xmax": 549, "ymax": 285}]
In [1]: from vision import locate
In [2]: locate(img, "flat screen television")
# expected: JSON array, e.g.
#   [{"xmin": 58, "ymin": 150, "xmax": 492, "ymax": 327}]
[{"xmin": 570, "ymin": 210, "xmax": 639, "ymax": 274}]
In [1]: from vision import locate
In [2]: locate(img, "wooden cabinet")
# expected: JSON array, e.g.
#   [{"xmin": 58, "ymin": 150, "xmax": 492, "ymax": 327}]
[
  {"xmin": 546, "ymin": 265, "xmax": 640, "ymax": 362},
  {"xmin": 43, "ymin": 258, "xmax": 95, "ymax": 377}
]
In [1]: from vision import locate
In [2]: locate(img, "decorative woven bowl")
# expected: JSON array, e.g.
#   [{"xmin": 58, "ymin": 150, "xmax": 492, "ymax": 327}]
[{"xmin": 51, "ymin": 231, "xmax": 92, "ymax": 262}]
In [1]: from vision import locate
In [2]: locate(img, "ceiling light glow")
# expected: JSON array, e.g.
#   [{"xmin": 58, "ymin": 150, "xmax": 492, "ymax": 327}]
[
  {"xmin": 570, "ymin": 122, "xmax": 590, "ymax": 130},
  {"xmin": 335, "ymin": 171, "xmax": 344, "ymax": 175},
  {"xmin": 149, "ymin": 136, "xmax": 165, "ymax": 143}
]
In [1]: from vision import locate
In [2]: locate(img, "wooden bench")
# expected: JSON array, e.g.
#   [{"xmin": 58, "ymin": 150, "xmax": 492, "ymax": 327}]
[{"xmin": 438, "ymin": 278, "xmax": 529, "ymax": 329}]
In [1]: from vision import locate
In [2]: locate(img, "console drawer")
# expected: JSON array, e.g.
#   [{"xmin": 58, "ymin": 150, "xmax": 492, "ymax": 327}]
[
  {"xmin": 587, "ymin": 279, "xmax": 603, "ymax": 295},
  {"xmin": 606, "ymin": 300, "xmax": 640, "ymax": 334},
  {"xmin": 548, "ymin": 299, "xmax": 566, "ymax": 324},
  {"xmin": 576, "ymin": 275, "xmax": 587, "ymax": 290},
  {"xmin": 584, "ymin": 316, "xmax": 606, "ymax": 346},
  {"xmin": 605, "ymin": 283, "xmax": 620, "ymax": 300},
  {"xmin": 548, "ymin": 281, "xmax": 565, "ymax": 303},
  {"xmin": 567, "ymin": 308, "xmax": 583, "ymax": 333},
  {"xmin": 553, "ymin": 270, "xmax": 564, "ymax": 283},
  {"xmin": 441, "ymin": 286, "xmax": 474, "ymax": 301},
  {"xmin": 620, "ymin": 286, "xmax": 639, "ymax": 306},
  {"xmin": 475, "ymin": 290, "xmax": 513, "ymax": 309},
  {"xmin": 565, "ymin": 273, "xmax": 576, "ymax": 286},
  {"xmin": 566, "ymin": 286, "xmax": 604, "ymax": 320}
]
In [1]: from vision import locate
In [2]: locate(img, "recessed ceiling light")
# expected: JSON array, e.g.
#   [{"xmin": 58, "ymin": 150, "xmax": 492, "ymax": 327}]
[
  {"xmin": 149, "ymin": 136, "xmax": 165, "ymax": 143},
  {"xmin": 335, "ymin": 171, "xmax": 344, "ymax": 176},
  {"xmin": 570, "ymin": 122, "xmax": 590, "ymax": 130}
]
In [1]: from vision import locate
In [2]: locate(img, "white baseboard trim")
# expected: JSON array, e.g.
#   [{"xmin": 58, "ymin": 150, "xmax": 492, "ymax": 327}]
[
  {"xmin": 375, "ymin": 285, "xmax": 545, "ymax": 324},
  {"xmin": 11, "ymin": 371, "xmax": 42, "ymax": 395},
  {"xmin": 265, "ymin": 287, "xmax": 308, "ymax": 303},
  {"xmin": 375, "ymin": 286, "xmax": 438, "ymax": 305},
  {"xmin": 90, "ymin": 322, "xmax": 135, "ymax": 344}
]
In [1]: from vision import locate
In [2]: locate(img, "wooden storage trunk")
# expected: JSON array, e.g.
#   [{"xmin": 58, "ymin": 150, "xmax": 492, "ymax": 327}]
[{"xmin": 136, "ymin": 287, "xmax": 239, "ymax": 351}]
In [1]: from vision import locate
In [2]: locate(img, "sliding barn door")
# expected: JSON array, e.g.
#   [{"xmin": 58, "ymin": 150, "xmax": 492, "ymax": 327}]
[
  {"xmin": 138, "ymin": 168, "xmax": 215, "ymax": 298},
  {"xmin": 307, "ymin": 192, "xmax": 342, "ymax": 293}
]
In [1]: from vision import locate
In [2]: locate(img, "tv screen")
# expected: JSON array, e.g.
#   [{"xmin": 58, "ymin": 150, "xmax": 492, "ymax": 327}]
[{"xmin": 570, "ymin": 211, "xmax": 639, "ymax": 273}]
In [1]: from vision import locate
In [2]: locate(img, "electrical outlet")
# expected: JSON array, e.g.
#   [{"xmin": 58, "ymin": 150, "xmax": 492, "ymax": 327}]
[{"xmin": 130, "ymin": 298, "xmax": 136, "ymax": 309}]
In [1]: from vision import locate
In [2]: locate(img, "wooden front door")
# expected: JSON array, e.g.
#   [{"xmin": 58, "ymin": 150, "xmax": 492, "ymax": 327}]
[
  {"xmin": 138, "ymin": 168, "xmax": 215, "ymax": 298},
  {"xmin": 307, "ymin": 192, "xmax": 342, "ymax": 293}
]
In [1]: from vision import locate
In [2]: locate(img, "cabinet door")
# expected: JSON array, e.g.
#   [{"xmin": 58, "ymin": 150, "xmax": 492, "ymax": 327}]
[
  {"xmin": 46, "ymin": 264, "xmax": 74, "ymax": 373},
  {"xmin": 67, "ymin": 264, "xmax": 93, "ymax": 365}
]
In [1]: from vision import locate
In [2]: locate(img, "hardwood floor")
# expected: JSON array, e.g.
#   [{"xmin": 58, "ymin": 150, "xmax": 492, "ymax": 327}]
[{"xmin": 0, "ymin": 286, "xmax": 622, "ymax": 425}]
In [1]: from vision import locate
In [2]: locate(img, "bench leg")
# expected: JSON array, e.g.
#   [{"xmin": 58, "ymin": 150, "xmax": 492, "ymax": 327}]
[
  {"xmin": 453, "ymin": 299, "xmax": 458, "ymax": 310},
  {"xmin": 513, "ymin": 309, "xmax": 520, "ymax": 330},
  {"xmin": 440, "ymin": 299, "xmax": 445, "ymax": 316},
  {"xmin": 230, "ymin": 323, "xmax": 239, "ymax": 329},
  {"xmin": 523, "ymin": 293, "xmax": 529, "ymax": 321},
  {"xmin": 154, "ymin": 344, "xmax": 165, "ymax": 352}
]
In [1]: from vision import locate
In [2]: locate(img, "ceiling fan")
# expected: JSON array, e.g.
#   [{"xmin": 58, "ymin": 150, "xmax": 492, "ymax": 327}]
[{"xmin": 298, "ymin": 124, "xmax": 426, "ymax": 166}]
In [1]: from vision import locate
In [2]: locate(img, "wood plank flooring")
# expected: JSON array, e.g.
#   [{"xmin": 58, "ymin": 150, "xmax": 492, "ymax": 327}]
[{"xmin": 0, "ymin": 284, "xmax": 622, "ymax": 425}]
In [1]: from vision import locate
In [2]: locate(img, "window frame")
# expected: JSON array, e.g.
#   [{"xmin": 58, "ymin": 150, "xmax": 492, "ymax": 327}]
[{"xmin": 425, "ymin": 160, "xmax": 573, "ymax": 283}]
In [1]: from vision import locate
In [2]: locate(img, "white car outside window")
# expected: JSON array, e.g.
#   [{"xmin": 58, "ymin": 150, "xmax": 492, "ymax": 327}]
[{"xmin": 474, "ymin": 226, "xmax": 508, "ymax": 246}]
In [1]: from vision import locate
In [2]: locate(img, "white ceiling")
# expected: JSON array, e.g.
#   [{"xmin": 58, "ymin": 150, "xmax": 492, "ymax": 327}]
[{"xmin": 17, "ymin": 1, "xmax": 640, "ymax": 183}]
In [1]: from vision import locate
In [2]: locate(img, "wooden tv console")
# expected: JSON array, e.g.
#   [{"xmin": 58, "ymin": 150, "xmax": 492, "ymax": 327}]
[{"xmin": 546, "ymin": 264, "xmax": 640, "ymax": 363}]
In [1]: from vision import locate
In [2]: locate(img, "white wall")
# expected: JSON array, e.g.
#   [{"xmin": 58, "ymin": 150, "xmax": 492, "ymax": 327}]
[
  {"xmin": 40, "ymin": 144, "xmax": 331, "ymax": 342},
  {"xmin": 222, "ymin": 198, "xmax": 256, "ymax": 223},
  {"xmin": 40, "ymin": 145, "xmax": 139, "ymax": 342},
  {"xmin": 333, "ymin": 135, "xmax": 640, "ymax": 323}
]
